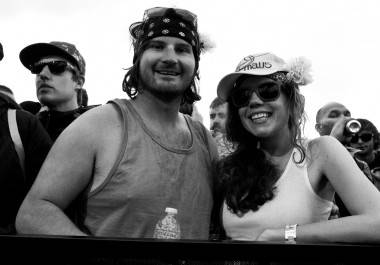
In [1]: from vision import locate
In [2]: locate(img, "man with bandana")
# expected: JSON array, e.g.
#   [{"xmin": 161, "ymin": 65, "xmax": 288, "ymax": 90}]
[{"xmin": 16, "ymin": 7, "xmax": 217, "ymax": 240}]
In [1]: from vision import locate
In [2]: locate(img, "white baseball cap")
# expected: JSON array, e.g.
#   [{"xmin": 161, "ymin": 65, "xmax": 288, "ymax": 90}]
[{"xmin": 217, "ymin": 53, "xmax": 288, "ymax": 100}]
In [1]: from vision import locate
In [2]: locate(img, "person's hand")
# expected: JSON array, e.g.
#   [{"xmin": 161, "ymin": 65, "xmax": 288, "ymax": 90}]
[
  {"xmin": 330, "ymin": 116, "xmax": 350, "ymax": 143},
  {"xmin": 328, "ymin": 203, "xmax": 340, "ymax": 219}
]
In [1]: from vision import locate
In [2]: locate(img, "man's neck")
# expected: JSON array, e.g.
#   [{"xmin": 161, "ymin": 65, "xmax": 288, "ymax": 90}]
[
  {"xmin": 132, "ymin": 91, "xmax": 182, "ymax": 126},
  {"xmin": 131, "ymin": 92, "xmax": 191, "ymax": 148},
  {"xmin": 49, "ymin": 101, "xmax": 79, "ymax": 112},
  {"xmin": 356, "ymin": 151, "xmax": 375, "ymax": 165}
]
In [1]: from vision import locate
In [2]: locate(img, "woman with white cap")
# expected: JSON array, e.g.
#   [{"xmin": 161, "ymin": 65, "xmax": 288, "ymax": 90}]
[{"xmin": 212, "ymin": 53, "xmax": 380, "ymax": 243}]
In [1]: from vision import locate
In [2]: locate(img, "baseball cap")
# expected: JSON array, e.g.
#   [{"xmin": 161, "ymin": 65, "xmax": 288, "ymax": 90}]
[
  {"xmin": 217, "ymin": 53, "xmax": 288, "ymax": 100},
  {"xmin": 19, "ymin": 41, "xmax": 86, "ymax": 77}
]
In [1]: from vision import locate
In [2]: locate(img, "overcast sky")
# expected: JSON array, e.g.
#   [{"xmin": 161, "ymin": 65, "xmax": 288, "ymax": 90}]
[{"xmin": 1, "ymin": 0, "xmax": 380, "ymax": 139}]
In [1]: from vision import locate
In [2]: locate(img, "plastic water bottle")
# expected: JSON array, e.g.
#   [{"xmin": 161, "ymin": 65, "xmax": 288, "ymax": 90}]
[{"xmin": 153, "ymin": 207, "xmax": 181, "ymax": 239}]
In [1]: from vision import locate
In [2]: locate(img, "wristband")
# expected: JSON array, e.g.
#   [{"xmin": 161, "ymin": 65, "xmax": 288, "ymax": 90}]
[{"xmin": 285, "ymin": 224, "xmax": 298, "ymax": 242}]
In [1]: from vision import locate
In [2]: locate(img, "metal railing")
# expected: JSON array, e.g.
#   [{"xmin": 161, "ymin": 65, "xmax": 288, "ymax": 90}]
[{"xmin": 1, "ymin": 234, "xmax": 379, "ymax": 264}]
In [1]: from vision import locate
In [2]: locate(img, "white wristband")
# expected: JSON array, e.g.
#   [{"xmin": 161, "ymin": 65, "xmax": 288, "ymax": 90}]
[{"xmin": 285, "ymin": 224, "xmax": 298, "ymax": 242}]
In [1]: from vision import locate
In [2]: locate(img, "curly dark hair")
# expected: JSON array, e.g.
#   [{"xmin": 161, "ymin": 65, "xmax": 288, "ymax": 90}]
[{"xmin": 217, "ymin": 78, "xmax": 306, "ymax": 215}]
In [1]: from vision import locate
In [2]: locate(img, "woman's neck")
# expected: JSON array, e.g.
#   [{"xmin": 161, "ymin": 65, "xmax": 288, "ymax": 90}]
[{"xmin": 260, "ymin": 129, "xmax": 293, "ymax": 157}]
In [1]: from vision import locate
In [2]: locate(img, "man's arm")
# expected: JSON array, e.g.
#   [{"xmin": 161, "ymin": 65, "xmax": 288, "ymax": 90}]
[{"xmin": 15, "ymin": 108, "xmax": 103, "ymax": 236}]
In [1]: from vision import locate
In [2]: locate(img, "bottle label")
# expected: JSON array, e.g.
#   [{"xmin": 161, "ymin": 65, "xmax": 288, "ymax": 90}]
[
  {"xmin": 153, "ymin": 215, "xmax": 180, "ymax": 239},
  {"xmin": 153, "ymin": 228, "xmax": 180, "ymax": 239}
]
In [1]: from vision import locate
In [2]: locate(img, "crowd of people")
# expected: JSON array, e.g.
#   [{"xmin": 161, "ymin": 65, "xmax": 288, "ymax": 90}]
[{"xmin": 1, "ymin": 6, "xmax": 380, "ymax": 248}]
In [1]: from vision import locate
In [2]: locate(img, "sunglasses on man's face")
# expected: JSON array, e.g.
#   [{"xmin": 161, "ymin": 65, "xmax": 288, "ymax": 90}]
[
  {"xmin": 231, "ymin": 83, "xmax": 281, "ymax": 108},
  {"xmin": 30, "ymin": 60, "xmax": 76, "ymax": 75},
  {"xmin": 143, "ymin": 7, "xmax": 198, "ymax": 27},
  {"xmin": 350, "ymin": 132, "xmax": 373, "ymax": 144}
]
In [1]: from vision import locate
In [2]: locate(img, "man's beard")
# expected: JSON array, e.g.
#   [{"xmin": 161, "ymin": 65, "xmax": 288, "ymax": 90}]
[{"xmin": 140, "ymin": 76, "xmax": 191, "ymax": 103}]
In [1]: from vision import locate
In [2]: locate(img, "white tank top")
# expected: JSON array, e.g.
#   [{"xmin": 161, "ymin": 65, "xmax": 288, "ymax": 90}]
[{"xmin": 223, "ymin": 146, "xmax": 333, "ymax": 240}]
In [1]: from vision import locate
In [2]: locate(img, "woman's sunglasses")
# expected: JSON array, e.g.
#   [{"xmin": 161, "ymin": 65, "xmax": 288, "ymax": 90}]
[
  {"xmin": 231, "ymin": 83, "xmax": 281, "ymax": 108},
  {"xmin": 143, "ymin": 7, "xmax": 198, "ymax": 27},
  {"xmin": 30, "ymin": 60, "xmax": 76, "ymax": 75},
  {"xmin": 350, "ymin": 132, "xmax": 373, "ymax": 144}
]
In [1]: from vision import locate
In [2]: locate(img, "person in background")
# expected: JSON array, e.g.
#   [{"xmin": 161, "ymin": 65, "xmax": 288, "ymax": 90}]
[
  {"xmin": 209, "ymin": 97, "xmax": 234, "ymax": 158},
  {"xmin": 347, "ymin": 118, "xmax": 380, "ymax": 190},
  {"xmin": 347, "ymin": 118, "xmax": 380, "ymax": 170},
  {"xmin": 16, "ymin": 7, "xmax": 217, "ymax": 239},
  {"xmin": 0, "ymin": 84, "xmax": 51, "ymax": 234},
  {"xmin": 213, "ymin": 52, "xmax": 380, "ymax": 243},
  {"xmin": 19, "ymin": 41, "xmax": 97, "ymax": 141},
  {"xmin": 315, "ymin": 102, "xmax": 352, "ymax": 144},
  {"xmin": 315, "ymin": 102, "xmax": 374, "ymax": 217}
]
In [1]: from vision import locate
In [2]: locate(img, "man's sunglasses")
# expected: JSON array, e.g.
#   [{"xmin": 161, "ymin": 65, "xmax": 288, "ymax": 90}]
[
  {"xmin": 231, "ymin": 83, "xmax": 281, "ymax": 108},
  {"xmin": 143, "ymin": 7, "xmax": 198, "ymax": 27},
  {"xmin": 350, "ymin": 132, "xmax": 373, "ymax": 144},
  {"xmin": 30, "ymin": 60, "xmax": 76, "ymax": 75}
]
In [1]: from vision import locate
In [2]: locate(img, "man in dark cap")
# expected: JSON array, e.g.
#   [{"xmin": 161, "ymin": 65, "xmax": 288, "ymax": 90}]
[
  {"xmin": 17, "ymin": 7, "xmax": 217, "ymax": 240},
  {"xmin": 19, "ymin": 41, "xmax": 95, "ymax": 141}
]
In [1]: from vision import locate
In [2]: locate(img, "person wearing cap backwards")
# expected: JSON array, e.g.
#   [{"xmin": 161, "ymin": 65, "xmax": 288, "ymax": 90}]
[
  {"xmin": 16, "ymin": 7, "xmax": 217, "ymax": 239},
  {"xmin": 212, "ymin": 53, "xmax": 380, "ymax": 243},
  {"xmin": 19, "ymin": 41, "xmax": 96, "ymax": 141}
]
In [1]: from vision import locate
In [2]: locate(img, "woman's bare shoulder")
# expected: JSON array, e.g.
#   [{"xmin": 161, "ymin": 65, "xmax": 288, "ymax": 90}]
[{"xmin": 307, "ymin": 136, "xmax": 343, "ymax": 154}]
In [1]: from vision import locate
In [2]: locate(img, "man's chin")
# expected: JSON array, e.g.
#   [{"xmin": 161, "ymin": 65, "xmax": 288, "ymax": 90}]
[{"xmin": 147, "ymin": 88, "xmax": 185, "ymax": 102}]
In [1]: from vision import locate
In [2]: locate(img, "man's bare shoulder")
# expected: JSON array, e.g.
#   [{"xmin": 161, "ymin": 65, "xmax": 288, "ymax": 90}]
[
  {"xmin": 72, "ymin": 103, "xmax": 121, "ymax": 129},
  {"xmin": 56, "ymin": 103, "xmax": 122, "ymax": 146}
]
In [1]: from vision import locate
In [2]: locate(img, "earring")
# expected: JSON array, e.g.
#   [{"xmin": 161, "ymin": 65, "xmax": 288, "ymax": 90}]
[{"xmin": 256, "ymin": 141, "xmax": 261, "ymax": 149}]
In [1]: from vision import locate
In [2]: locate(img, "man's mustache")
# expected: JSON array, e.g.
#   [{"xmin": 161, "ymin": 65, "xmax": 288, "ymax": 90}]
[{"xmin": 210, "ymin": 123, "xmax": 222, "ymax": 131}]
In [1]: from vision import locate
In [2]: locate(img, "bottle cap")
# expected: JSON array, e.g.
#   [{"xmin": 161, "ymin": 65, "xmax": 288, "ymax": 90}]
[
  {"xmin": 345, "ymin": 119, "xmax": 361, "ymax": 134},
  {"xmin": 165, "ymin": 207, "xmax": 178, "ymax": 214}
]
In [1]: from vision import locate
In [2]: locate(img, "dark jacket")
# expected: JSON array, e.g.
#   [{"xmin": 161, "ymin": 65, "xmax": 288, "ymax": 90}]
[
  {"xmin": 37, "ymin": 105, "xmax": 99, "ymax": 142},
  {"xmin": 0, "ymin": 93, "xmax": 52, "ymax": 234}
]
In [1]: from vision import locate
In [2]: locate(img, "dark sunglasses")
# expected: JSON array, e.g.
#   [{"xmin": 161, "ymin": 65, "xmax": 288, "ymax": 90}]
[
  {"xmin": 231, "ymin": 83, "xmax": 281, "ymax": 107},
  {"xmin": 350, "ymin": 132, "xmax": 373, "ymax": 144},
  {"xmin": 143, "ymin": 7, "xmax": 198, "ymax": 27},
  {"xmin": 30, "ymin": 60, "xmax": 76, "ymax": 75}
]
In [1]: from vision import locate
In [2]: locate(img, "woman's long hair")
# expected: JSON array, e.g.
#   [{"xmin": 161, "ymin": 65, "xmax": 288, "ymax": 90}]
[{"xmin": 217, "ymin": 79, "xmax": 306, "ymax": 215}]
